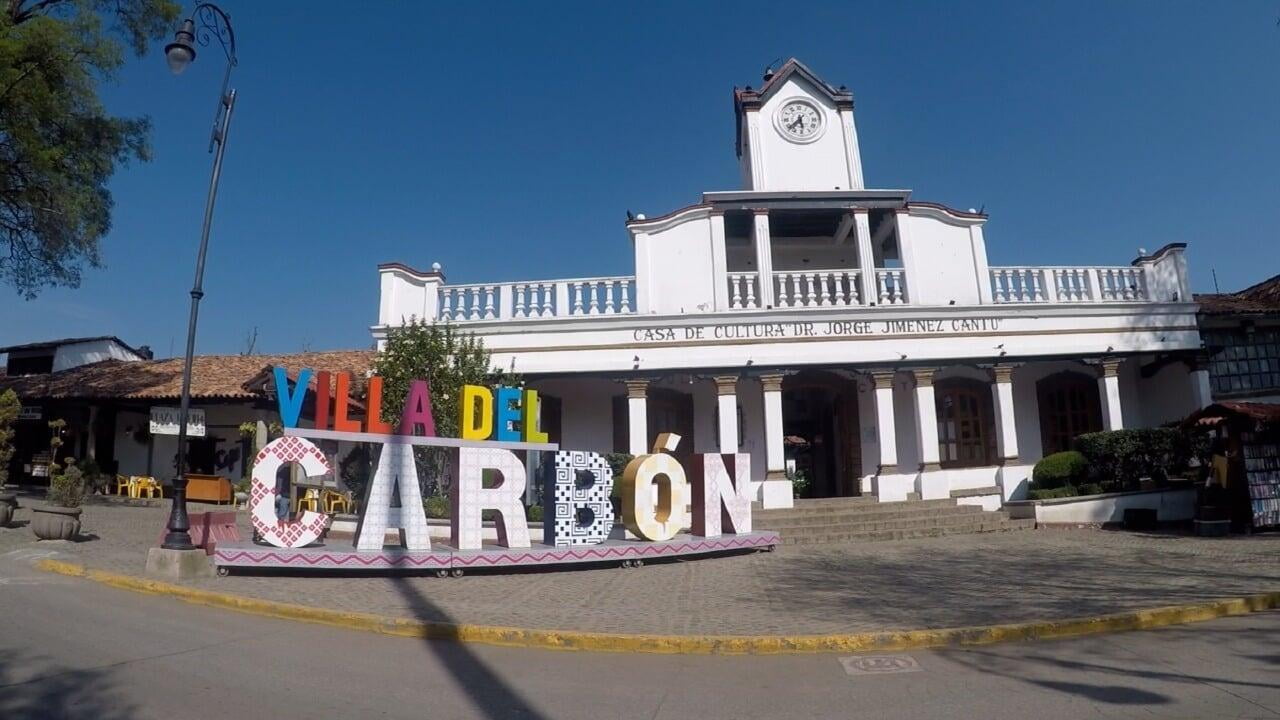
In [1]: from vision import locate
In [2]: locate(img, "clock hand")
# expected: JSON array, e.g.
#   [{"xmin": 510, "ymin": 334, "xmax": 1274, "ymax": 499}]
[{"xmin": 788, "ymin": 117, "xmax": 802, "ymax": 130}]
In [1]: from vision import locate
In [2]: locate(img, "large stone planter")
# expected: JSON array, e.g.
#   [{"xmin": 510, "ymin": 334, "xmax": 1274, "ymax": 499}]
[
  {"xmin": 0, "ymin": 492, "xmax": 17, "ymax": 527},
  {"xmin": 31, "ymin": 505, "xmax": 82, "ymax": 541}
]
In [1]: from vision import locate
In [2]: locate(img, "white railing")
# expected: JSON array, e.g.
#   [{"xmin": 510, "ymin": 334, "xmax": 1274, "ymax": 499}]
[
  {"xmin": 990, "ymin": 267, "xmax": 1050, "ymax": 303},
  {"xmin": 875, "ymin": 269, "xmax": 908, "ymax": 305},
  {"xmin": 989, "ymin": 267, "xmax": 1148, "ymax": 304},
  {"xmin": 774, "ymin": 270, "xmax": 861, "ymax": 308},
  {"xmin": 727, "ymin": 272, "xmax": 761, "ymax": 309},
  {"xmin": 439, "ymin": 276, "xmax": 635, "ymax": 322}
]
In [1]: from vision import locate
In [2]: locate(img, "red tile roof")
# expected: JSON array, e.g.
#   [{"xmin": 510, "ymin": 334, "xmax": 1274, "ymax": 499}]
[
  {"xmin": 0, "ymin": 351, "xmax": 374, "ymax": 402},
  {"xmin": 1197, "ymin": 274, "xmax": 1280, "ymax": 315}
]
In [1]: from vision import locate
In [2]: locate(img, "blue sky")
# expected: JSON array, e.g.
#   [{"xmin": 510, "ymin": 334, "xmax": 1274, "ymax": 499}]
[{"xmin": 3, "ymin": 0, "xmax": 1278, "ymax": 357}]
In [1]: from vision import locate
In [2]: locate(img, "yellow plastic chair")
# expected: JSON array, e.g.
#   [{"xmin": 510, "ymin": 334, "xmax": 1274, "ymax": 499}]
[
  {"xmin": 134, "ymin": 476, "xmax": 162, "ymax": 500},
  {"xmin": 115, "ymin": 474, "xmax": 132, "ymax": 496},
  {"xmin": 322, "ymin": 489, "xmax": 352, "ymax": 514},
  {"xmin": 296, "ymin": 488, "xmax": 320, "ymax": 513}
]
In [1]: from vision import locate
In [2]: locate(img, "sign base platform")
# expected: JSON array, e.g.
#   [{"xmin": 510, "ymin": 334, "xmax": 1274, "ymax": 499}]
[{"xmin": 212, "ymin": 531, "xmax": 780, "ymax": 576}]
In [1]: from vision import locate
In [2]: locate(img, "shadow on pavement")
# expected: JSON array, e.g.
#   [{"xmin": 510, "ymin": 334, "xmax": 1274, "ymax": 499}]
[
  {"xmin": 0, "ymin": 648, "xmax": 140, "ymax": 720},
  {"xmin": 391, "ymin": 576, "xmax": 550, "ymax": 719}
]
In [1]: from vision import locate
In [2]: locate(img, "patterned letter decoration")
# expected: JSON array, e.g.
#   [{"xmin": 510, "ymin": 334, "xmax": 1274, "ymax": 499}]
[
  {"xmin": 690, "ymin": 453, "xmax": 753, "ymax": 537},
  {"xmin": 542, "ymin": 451, "xmax": 614, "ymax": 547},
  {"xmin": 355, "ymin": 442, "xmax": 432, "ymax": 551},
  {"xmin": 250, "ymin": 436, "xmax": 331, "ymax": 548},
  {"xmin": 621, "ymin": 433, "xmax": 691, "ymax": 542},
  {"xmin": 452, "ymin": 447, "xmax": 531, "ymax": 550}
]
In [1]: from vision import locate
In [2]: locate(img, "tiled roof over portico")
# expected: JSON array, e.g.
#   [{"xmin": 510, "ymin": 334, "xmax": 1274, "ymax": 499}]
[{"xmin": 0, "ymin": 350, "xmax": 374, "ymax": 401}]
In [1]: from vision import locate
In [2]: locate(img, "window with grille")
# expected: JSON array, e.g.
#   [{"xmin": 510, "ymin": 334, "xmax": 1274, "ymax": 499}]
[
  {"xmin": 935, "ymin": 379, "xmax": 996, "ymax": 468},
  {"xmin": 1204, "ymin": 328, "xmax": 1280, "ymax": 397}
]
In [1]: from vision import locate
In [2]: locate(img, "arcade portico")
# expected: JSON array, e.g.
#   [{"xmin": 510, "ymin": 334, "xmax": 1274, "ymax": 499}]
[{"xmin": 373, "ymin": 59, "xmax": 1207, "ymax": 509}]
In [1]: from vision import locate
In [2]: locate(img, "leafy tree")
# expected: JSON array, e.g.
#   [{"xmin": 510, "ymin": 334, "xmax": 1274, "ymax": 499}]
[
  {"xmin": 2, "ymin": 0, "xmax": 180, "ymax": 298},
  {"xmin": 0, "ymin": 389, "xmax": 19, "ymax": 485},
  {"xmin": 372, "ymin": 319, "xmax": 515, "ymax": 494}
]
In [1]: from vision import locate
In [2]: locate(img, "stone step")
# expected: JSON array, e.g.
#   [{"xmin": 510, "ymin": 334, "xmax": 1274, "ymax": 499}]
[
  {"xmin": 763, "ymin": 510, "xmax": 1004, "ymax": 535},
  {"xmin": 759, "ymin": 504, "xmax": 987, "ymax": 530},
  {"xmin": 758, "ymin": 498, "xmax": 963, "ymax": 521},
  {"xmin": 780, "ymin": 519, "xmax": 1035, "ymax": 546},
  {"xmin": 950, "ymin": 486, "xmax": 1002, "ymax": 499}
]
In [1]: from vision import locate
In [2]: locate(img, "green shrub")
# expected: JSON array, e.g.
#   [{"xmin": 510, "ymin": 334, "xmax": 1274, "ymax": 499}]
[
  {"xmin": 48, "ymin": 466, "xmax": 85, "ymax": 508},
  {"xmin": 423, "ymin": 495, "xmax": 450, "ymax": 519},
  {"xmin": 1077, "ymin": 482, "xmax": 1104, "ymax": 496},
  {"xmin": 1075, "ymin": 428, "xmax": 1185, "ymax": 491},
  {"xmin": 1027, "ymin": 485, "xmax": 1079, "ymax": 501},
  {"xmin": 526, "ymin": 504, "xmax": 543, "ymax": 522},
  {"xmin": 1031, "ymin": 451, "xmax": 1088, "ymax": 489}
]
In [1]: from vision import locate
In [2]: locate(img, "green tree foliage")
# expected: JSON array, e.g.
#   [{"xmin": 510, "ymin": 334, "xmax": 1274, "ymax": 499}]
[
  {"xmin": 373, "ymin": 319, "xmax": 511, "ymax": 437},
  {"xmin": 0, "ymin": 389, "xmax": 19, "ymax": 485},
  {"xmin": 372, "ymin": 319, "xmax": 514, "ymax": 494},
  {"xmin": 2, "ymin": 0, "xmax": 180, "ymax": 297}
]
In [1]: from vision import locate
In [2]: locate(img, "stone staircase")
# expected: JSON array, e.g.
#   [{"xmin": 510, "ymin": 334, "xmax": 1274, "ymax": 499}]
[{"xmin": 756, "ymin": 495, "xmax": 1035, "ymax": 546}]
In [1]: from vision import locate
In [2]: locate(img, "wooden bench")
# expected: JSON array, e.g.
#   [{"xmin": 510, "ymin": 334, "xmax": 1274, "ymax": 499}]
[{"xmin": 185, "ymin": 474, "xmax": 233, "ymax": 504}]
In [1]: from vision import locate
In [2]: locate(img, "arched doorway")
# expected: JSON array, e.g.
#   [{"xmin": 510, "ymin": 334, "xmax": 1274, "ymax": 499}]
[
  {"xmin": 1036, "ymin": 370, "xmax": 1103, "ymax": 455},
  {"xmin": 782, "ymin": 371, "xmax": 861, "ymax": 498}
]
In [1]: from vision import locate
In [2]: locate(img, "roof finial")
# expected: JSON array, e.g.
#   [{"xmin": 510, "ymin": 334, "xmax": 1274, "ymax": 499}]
[{"xmin": 762, "ymin": 57, "xmax": 783, "ymax": 82}]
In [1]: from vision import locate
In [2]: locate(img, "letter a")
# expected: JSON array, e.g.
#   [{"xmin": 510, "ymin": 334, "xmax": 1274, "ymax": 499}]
[{"xmin": 355, "ymin": 442, "xmax": 431, "ymax": 551}]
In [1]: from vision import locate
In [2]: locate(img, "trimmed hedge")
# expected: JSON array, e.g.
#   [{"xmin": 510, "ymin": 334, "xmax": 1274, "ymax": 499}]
[
  {"xmin": 1074, "ymin": 428, "xmax": 1195, "ymax": 491},
  {"xmin": 1031, "ymin": 451, "xmax": 1088, "ymax": 490}
]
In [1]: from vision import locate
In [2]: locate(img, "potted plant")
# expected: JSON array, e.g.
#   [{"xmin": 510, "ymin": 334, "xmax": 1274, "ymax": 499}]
[
  {"xmin": 33, "ymin": 463, "xmax": 85, "ymax": 540},
  {"xmin": 0, "ymin": 390, "xmax": 19, "ymax": 527}
]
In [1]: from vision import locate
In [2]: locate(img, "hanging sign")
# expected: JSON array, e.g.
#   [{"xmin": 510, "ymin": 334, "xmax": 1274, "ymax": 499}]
[
  {"xmin": 17, "ymin": 406, "xmax": 41, "ymax": 421},
  {"xmin": 149, "ymin": 406, "xmax": 206, "ymax": 437}
]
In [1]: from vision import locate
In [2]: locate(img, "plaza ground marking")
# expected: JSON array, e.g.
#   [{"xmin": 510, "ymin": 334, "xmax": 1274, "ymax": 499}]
[{"xmin": 839, "ymin": 655, "xmax": 923, "ymax": 676}]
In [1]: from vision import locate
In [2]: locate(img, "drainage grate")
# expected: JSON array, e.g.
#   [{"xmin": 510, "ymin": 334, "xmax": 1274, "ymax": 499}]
[{"xmin": 839, "ymin": 654, "xmax": 922, "ymax": 676}]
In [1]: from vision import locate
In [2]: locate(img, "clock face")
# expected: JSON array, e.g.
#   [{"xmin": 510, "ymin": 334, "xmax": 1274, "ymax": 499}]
[{"xmin": 777, "ymin": 101, "xmax": 823, "ymax": 142}]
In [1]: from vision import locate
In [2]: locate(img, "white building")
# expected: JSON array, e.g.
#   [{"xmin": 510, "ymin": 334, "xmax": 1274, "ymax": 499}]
[{"xmin": 373, "ymin": 59, "xmax": 1208, "ymax": 510}]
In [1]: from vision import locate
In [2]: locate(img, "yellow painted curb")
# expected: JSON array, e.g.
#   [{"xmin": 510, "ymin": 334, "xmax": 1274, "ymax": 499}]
[{"xmin": 36, "ymin": 558, "xmax": 1280, "ymax": 655}]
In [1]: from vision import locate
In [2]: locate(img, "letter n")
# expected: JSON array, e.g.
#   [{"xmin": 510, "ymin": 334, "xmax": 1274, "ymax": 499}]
[{"xmin": 690, "ymin": 453, "xmax": 753, "ymax": 537}]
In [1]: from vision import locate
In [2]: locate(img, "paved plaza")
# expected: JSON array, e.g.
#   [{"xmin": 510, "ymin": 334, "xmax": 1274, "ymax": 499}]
[{"xmin": 3, "ymin": 498, "xmax": 1279, "ymax": 636}]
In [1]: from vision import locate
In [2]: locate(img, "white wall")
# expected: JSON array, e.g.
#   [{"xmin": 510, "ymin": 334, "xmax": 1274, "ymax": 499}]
[
  {"xmin": 637, "ymin": 215, "xmax": 717, "ymax": 315},
  {"xmin": 1138, "ymin": 361, "xmax": 1197, "ymax": 427},
  {"xmin": 899, "ymin": 212, "xmax": 984, "ymax": 306},
  {"xmin": 530, "ymin": 378, "xmax": 617, "ymax": 453},
  {"xmin": 52, "ymin": 339, "xmax": 141, "ymax": 372}
]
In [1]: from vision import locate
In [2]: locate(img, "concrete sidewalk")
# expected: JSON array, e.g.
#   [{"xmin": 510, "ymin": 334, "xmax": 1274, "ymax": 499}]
[{"xmin": 3, "ymin": 501, "xmax": 1279, "ymax": 637}]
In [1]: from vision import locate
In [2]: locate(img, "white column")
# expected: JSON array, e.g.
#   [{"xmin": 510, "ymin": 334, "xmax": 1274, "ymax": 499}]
[
  {"xmin": 760, "ymin": 374, "xmax": 785, "ymax": 475},
  {"xmin": 990, "ymin": 364, "xmax": 1019, "ymax": 462},
  {"xmin": 751, "ymin": 210, "xmax": 774, "ymax": 308},
  {"xmin": 854, "ymin": 209, "xmax": 877, "ymax": 306},
  {"xmin": 1096, "ymin": 359, "xmax": 1124, "ymax": 431},
  {"xmin": 709, "ymin": 211, "xmax": 729, "ymax": 311},
  {"xmin": 871, "ymin": 370, "xmax": 898, "ymax": 472},
  {"xmin": 624, "ymin": 379, "xmax": 649, "ymax": 455},
  {"xmin": 911, "ymin": 369, "xmax": 940, "ymax": 471},
  {"xmin": 713, "ymin": 375, "xmax": 739, "ymax": 451},
  {"xmin": 1189, "ymin": 354, "xmax": 1213, "ymax": 409},
  {"xmin": 86, "ymin": 406, "xmax": 99, "ymax": 461},
  {"xmin": 758, "ymin": 373, "xmax": 793, "ymax": 509}
]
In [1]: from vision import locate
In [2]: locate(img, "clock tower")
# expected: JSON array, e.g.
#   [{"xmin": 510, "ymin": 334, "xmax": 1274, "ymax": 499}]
[{"xmin": 733, "ymin": 59, "xmax": 865, "ymax": 192}]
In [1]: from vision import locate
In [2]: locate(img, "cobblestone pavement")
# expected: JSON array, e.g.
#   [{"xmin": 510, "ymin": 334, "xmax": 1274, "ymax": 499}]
[{"xmin": 4, "ymin": 497, "xmax": 1280, "ymax": 636}]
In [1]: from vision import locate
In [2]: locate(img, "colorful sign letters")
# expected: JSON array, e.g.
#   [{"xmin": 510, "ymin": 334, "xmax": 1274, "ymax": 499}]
[{"xmin": 251, "ymin": 367, "xmax": 754, "ymax": 552}]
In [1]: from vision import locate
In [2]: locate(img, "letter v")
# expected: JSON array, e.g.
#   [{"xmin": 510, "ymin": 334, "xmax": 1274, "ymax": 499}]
[{"xmin": 273, "ymin": 366, "xmax": 313, "ymax": 429}]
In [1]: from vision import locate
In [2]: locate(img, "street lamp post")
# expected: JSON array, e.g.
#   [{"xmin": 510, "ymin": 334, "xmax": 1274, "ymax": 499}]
[{"xmin": 160, "ymin": 3, "xmax": 237, "ymax": 550}]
